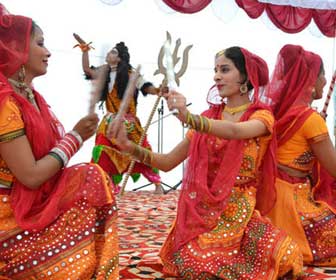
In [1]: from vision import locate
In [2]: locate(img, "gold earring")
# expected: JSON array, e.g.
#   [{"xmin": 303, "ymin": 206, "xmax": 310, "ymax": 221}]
[
  {"xmin": 311, "ymin": 88, "xmax": 317, "ymax": 99},
  {"xmin": 240, "ymin": 83, "xmax": 248, "ymax": 95},
  {"xmin": 18, "ymin": 65, "xmax": 26, "ymax": 83}
]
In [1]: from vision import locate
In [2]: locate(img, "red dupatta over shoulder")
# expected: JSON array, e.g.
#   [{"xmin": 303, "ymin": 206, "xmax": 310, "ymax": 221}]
[
  {"xmin": 173, "ymin": 48, "xmax": 277, "ymax": 251},
  {"xmin": 0, "ymin": 5, "xmax": 112, "ymax": 231},
  {"xmin": 264, "ymin": 45, "xmax": 336, "ymax": 209}
]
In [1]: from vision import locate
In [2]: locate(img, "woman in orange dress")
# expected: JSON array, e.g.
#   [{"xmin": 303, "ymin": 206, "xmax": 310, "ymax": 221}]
[
  {"xmin": 265, "ymin": 44, "xmax": 336, "ymax": 266},
  {"xmin": 0, "ymin": 5, "xmax": 118, "ymax": 279},
  {"xmin": 109, "ymin": 46, "xmax": 303, "ymax": 279},
  {"xmin": 73, "ymin": 34, "xmax": 163, "ymax": 194}
]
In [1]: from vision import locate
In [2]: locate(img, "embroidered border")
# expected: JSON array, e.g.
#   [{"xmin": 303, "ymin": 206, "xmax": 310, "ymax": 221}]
[
  {"xmin": 0, "ymin": 178, "xmax": 12, "ymax": 188},
  {"xmin": 0, "ymin": 128, "xmax": 25, "ymax": 143},
  {"xmin": 307, "ymin": 132, "xmax": 329, "ymax": 144}
]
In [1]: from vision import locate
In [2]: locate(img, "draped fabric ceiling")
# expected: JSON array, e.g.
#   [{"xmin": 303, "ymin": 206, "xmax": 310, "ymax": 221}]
[{"xmin": 161, "ymin": 0, "xmax": 336, "ymax": 37}]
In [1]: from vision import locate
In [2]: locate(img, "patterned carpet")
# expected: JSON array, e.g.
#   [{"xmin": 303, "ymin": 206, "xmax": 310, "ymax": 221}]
[{"xmin": 117, "ymin": 190, "xmax": 336, "ymax": 280}]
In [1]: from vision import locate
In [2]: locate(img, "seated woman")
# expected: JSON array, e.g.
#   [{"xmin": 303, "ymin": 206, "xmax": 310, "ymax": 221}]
[
  {"xmin": 109, "ymin": 46, "xmax": 304, "ymax": 279},
  {"xmin": 0, "ymin": 4, "xmax": 118, "ymax": 279},
  {"xmin": 265, "ymin": 44, "xmax": 336, "ymax": 266}
]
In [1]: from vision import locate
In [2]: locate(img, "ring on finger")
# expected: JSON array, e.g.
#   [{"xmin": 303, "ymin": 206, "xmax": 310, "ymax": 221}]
[{"xmin": 173, "ymin": 98, "xmax": 177, "ymax": 103}]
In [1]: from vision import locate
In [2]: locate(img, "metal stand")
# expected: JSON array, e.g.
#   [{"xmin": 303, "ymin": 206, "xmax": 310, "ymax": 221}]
[{"xmin": 132, "ymin": 100, "xmax": 179, "ymax": 193}]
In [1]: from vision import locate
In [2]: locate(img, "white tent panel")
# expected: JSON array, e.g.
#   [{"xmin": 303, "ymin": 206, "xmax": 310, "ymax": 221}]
[{"xmin": 258, "ymin": 0, "xmax": 336, "ymax": 9}]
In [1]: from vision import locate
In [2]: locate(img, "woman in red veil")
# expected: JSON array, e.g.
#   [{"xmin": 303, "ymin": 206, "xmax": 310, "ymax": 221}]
[
  {"xmin": 0, "ymin": 4, "xmax": 118, "ymax": 279},
  {"xmin": 265, "ymin": 44, "xmax": 336, "ymax": 266},
  {"xmin": 110, "ymin": 46, "xmax": 303, "ymax": 279}
]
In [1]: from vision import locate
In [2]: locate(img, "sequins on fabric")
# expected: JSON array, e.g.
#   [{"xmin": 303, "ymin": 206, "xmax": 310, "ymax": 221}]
[
  {"xmin": 0, "ymin": 200, "xmax": 119, "ymax": 279},
  {"xmin": 175, "ymin": 197, "xmax": 302, "ymax": 279},
  {"xmin": 293, "ymin": 151, "xmax": 314, "ymax": 167},
  {"xmin": 295, "ymin": 182, "xmax": 336, "ymax": 263}
]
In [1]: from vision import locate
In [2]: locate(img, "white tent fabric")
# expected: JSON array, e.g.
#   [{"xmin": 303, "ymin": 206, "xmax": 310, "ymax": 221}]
[
  {"xmin": 258, "ymin": 0, "xmax": 336, "ymax": 10},
  {"xmin": 99, "ymin": 0, "xmax": 336, "ymax": 11},
  {"xmin": 98, "ymin": 0, "xmax": 122, "ymax": 5}
]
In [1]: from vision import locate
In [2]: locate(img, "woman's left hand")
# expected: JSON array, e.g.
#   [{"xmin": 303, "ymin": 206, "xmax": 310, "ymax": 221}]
[{"xmin": 166, "ymin": 90, "xmax": 188, "ymax": 122}]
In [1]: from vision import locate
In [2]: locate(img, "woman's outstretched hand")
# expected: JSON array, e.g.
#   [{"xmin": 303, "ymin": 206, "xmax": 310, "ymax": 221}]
[
  {"xmin": 164, "ymin": 89, "xmax": 188, "ymax": 123},
  {"xmin": 72, "ymin": 113, "xmax": 99, "ymax": 141}
]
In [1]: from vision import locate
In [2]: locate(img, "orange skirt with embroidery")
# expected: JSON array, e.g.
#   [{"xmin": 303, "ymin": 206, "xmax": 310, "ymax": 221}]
[
  {"xmin": 0, "ymin": 177, "xmax": 119, "ymax": 279},
  {"xmin": 160, "ymin": 186, "xmax": 303, "ymax": 280},
  {"xmin": 267, "ymin": 177, "xmax": 336, "ymax": 266}
]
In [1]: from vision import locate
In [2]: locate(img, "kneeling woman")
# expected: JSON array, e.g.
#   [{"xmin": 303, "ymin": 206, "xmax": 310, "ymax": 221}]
[
  {"xmin": 110, "ymin": 46, "xmax": 303, "ymax": 279},
  {"xmin": 265, "ymin": 44, "xmax": 336, "ymax": 266}
]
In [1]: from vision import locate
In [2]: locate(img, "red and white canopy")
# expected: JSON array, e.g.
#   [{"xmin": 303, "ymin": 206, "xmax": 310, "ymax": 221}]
[{"xmin": 160, "ymin": 0, "xmax": 336, "ymax": 37}]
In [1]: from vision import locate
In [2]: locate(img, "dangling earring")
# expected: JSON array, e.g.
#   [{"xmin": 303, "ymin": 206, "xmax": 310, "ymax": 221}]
[
  {"xmin": 240, "ymin": 83, "xmax": 248, "ymax": 95},
  {"xmin": 311, "ymin": 88, "xmax": 317, "ymax": 99},
  {"xmin": 18, "ymin": 65, "xmax": 26, "ymax": 84}
]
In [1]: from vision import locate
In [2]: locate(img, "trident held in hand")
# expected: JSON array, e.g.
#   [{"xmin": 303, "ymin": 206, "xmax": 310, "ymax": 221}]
[
  {"xmin": 154, "ymin": 31, "xmax": 192, "ymax": 115},
  {"xmin": 154, "ymin": 31, "xmax": 192, "ymax": 86}
]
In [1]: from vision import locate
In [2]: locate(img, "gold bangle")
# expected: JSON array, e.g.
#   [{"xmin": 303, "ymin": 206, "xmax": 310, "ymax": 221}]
[
  {"xmin": 208, "ymin": 119, "xmax": 212, "ymax": 133},
  {"xmin": 143, "ymin": 149, "xmax": 154, "ymax": 166},
  {"xmin": 184, "ymin": 112, "xmax": 212, "ymax": 133},
  {"xmin": 135, "ymin": 145, "xmax": 143, "ymax": 160},
  {"xmin": 199, "ymin": 115, "xmax": 204, "ymax": 132},
  {"xmin": 182, "ymin": 111, "xmax": 191, "ymax": 128},
  {"xmin": 128, "ymin": 144, "xmax": 154, "ymax": 166},
  {"xmin": 143, "ymin": 148, "xmax": 148, "ymax": 164},
  {"xmin": 190, "ymin": 113, "xmax": 196, "ymax": 129},
  {"xmin": 194, "ymin": 114, "xmax": 201, "ymax": 131}
]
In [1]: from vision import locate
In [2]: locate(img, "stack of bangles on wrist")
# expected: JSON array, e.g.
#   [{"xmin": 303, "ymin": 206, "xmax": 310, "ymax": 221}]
[
  {"xmin": 184, "ymin": 111, "xmax": 212, "ymax": 133},
  {"xmin": 48, "ymin": 130, "xmax": 83, "ymax": 167},
  {"xmin": 73, "ymin": 42, "xmax": 94, "ymax": 52},
  {"xmin": 127, "ymin": 143, "xmax": 153, "ymax": 166}
]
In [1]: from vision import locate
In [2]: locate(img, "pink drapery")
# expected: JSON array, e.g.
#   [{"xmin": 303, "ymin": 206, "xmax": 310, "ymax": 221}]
[
  {"xmin": 236, "ymin": 0, "xmax": 336, "ymax": 37},
  {"xmin": 161, "ymin": 0, "xmax": 336, "ymax": 37},
  {"xmin": 162, "ymin": 0, "xmax": 211, "ymax": 13}
]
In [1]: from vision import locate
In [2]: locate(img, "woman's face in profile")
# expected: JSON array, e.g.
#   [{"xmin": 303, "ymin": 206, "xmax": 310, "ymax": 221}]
[
  {"xmin": 314, "ymin": 70, "xmax": 327, "ymax": 100},
  {"xmin": 25, "ymin": 26, "xmax": 51, "ymax": 79}
]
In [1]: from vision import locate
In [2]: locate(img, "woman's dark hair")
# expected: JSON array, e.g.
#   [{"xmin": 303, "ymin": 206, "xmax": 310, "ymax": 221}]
[
  {"xmin": 319, "ymin": 59, "xmax": 325, "ymax": 76},
  {"xmin": 31, "ymin": 21, "xmax": 40, "ymax": 36},
  {"xmin": 224, "ymin": 46, "xmax": 253, "ymax": 91},
  {"xmin": 95, "ymin": 42, "xmax": 140, "ymax": 106}
]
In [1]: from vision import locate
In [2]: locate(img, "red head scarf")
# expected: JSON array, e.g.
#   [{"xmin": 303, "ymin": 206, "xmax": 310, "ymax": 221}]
[
  {"xmin": 264, "ymin": 44, "xmax": 322, "ymax": 146},
  {"xmin": 173, "ymin": 47, "xmax": 276, "ymax": 252},
  {"xmin": 0, "ymin": 4, "xmax": 31, "ymax": 77}
]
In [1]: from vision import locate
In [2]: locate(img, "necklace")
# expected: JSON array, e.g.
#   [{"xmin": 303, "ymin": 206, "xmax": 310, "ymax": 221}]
[
  {"xmin": 8, "ymin": 78, "xmax": 35, "ymax": 103},
  {"xmin": 224, "ymin": 103, "xmax": 251, "ymax": 115}
]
